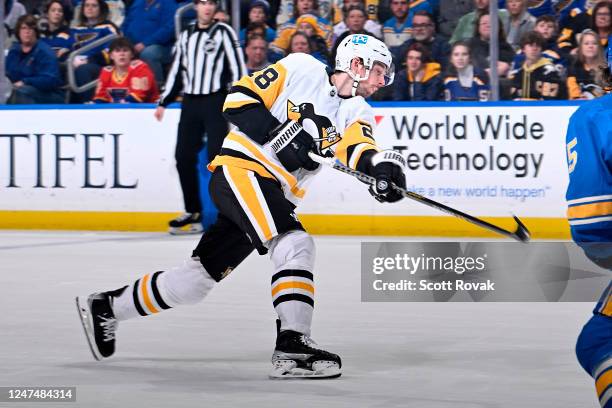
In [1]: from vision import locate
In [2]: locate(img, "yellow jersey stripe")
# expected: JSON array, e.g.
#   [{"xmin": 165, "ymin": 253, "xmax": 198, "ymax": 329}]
[
  {"xmin": 596, "ymin": 370, "xmax": 612, "ymax": 397},
  {"xmin": 567, "ymin": 201, "xmax": 612, "ymax": 220},
  {"xmin": 596, "ymin": 357, "xmax": 612, "ymax": 380},
  {"xmin": 602, "ymin": 289, "xmax": 612, "ymax": 316},
  {"xmin": 410, "ymin": 0, "xmax": 427, "ymax": 8},
  {"xmin": 271, "ymin": 281, "xmax": 315, "ymax": 297},
  {"xmin": 224, "ymin": 166, "xmax": 274, "ymax": 241},
  {"xmin": 208, "ymin": 155, "xmax": 277, "ymax": 180},
  {"xmin": 141, "ymin": 274, "xmax": 159, "ymax": 314},
  {"xmin": 226, "ymin": 132, "xmax": 305, "ymax": 199},
  {"xmin": 558, "ymin": 28, "xmax": 572, "ymax": 42},
  {"xmin": 223, "ymin": 99, "xmax": 259, "ymax": 110},
  {"xmin": 223, "ymin": 92, "xmax": 260, "ymax": 110}
]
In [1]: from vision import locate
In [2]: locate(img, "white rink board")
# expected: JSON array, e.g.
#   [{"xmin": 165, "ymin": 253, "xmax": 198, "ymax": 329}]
[
  {"xmin": 0, "ymin": 103, "xmax": 579, "ymax": 217},
  {"xmin": 302, "ymin": 104, "xmax": 578, "ymax": 218},
  {"xmin": 0, "ymin": 107, "xmax": 183, "ymax": 212}
]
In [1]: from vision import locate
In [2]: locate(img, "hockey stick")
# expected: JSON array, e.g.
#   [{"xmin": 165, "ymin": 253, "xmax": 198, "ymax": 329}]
[{"xmin": 309, "ymin": 153, "xmax": 531, "ymax": 243}]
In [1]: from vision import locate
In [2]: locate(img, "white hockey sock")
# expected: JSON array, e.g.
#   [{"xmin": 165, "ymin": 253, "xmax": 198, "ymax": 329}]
[
  {"xmin": 269, "ymin": 230, "xmax": 316, "ymax": 335},
  {"xmin": 271, "ymin": 269, "xmax": 314, "ymax": 335},
  {"xmin": 112, "ymin": 258, "xmax": 216, "ymax": 321}
]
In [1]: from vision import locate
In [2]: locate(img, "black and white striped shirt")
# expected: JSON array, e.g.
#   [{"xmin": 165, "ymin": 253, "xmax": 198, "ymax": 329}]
[{"xmin": 159, "ymin": 21, "xmax": 246, "ymax": 106}]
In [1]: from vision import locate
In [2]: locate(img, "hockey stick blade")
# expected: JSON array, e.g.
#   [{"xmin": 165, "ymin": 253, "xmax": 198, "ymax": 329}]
[{"xmin": 309, "ymin": 153, "xmax": 531, "ymax": 243}]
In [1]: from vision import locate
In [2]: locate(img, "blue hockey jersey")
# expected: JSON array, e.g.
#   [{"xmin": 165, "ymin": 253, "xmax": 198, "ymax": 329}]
[
  {"xmin": 566, "ymin": 94, "xmax": 612, "ymax": 281},
  {"xmin": 443, "ymin": 67, "xmax": 490, "ymax": 101},
  {"xmin": 594, "ymin": 280, "xmax": 612, "ymax": 316},
  {"xmin": 566, "ymin": 94, "xmax": 612, "ymax": 243}
]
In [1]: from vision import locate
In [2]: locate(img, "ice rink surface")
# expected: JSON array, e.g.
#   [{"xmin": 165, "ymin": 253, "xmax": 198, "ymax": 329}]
[{"xmin": 0, "ymin": 231, "xmax": 599, "ymax": 408}]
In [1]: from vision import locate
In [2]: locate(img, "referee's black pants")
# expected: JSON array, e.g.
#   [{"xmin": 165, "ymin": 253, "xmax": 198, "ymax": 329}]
[{"xmin": 175, "ymin": 92, "xmax": 228, "ymax": 214}]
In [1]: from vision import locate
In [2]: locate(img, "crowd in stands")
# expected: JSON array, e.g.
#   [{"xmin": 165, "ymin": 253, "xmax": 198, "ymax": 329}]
[{"xmin": 3, "ymin": 0, "xmax": 612, "ymax": 103}]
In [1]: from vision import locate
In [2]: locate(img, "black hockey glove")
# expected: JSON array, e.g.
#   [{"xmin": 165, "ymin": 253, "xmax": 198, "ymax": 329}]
[
  {"xmin": 269, "ymin": 119, "xmax": 319, "ymax": 172},
  {"xmin": 368, "ymin": 150, "xmax": 407, "ymax": 203}
]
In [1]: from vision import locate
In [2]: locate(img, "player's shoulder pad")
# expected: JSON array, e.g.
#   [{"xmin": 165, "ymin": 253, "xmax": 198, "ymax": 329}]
[
  {"xmin": 280, "ymin": 53, "xmax": 328, "ymax": 81},
  {"xmin": 340, "ymin": 96, "xmax": 375, "ymax": 127},
  {"xmin": 570, "ymin": 96, "xmax": 607, "ymax": 126},
  {"xmin": 281, "ymin": 52, "xmax": 326, "ymax": 71}
]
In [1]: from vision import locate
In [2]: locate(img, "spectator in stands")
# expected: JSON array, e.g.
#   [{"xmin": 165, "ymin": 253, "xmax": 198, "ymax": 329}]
[
  {"xmin": 287, "ymin": 30, "xmax": 311, "ymax": 52},
  {"xmin": 556, "ymin": 0, "xmax": 597, "ymax": 49},
  {"xmin": 244, "ymin": 35, "xmax": 271, "ymax": 74},
  {"xmin": 534, "ymin": 13, "xmax": 560, "ymax": 43},
  {"xmin": 239, "ymin": 0, "xmax": 276, "ymax": 46},
  {"xmin": 382, "ymin": 0, "xmax": 413, "ymax": 49},
  {"xmin": 276, "ymin": 0, "xmax": 334, "ymax": 26},
  {"xmin": 443, "ymin": 40, "xmax": 490, "ymax": 101},
  {"xmin": 450, "ymin": 0, "xmax": 509, "ymax": 44},
  {"xmin": 332, "ymin": 0, "xmax": 382, "ymax": 41},
  {"xmin": 468, "ymin": 10, "xmax": 514, "ymax": 77},
  {"xmin": 392, "ymin": 42, "xmax": 442, "ymax": 100},
  {"xmin": 121, "ymin": 0, "xmax": 176, "ymax": 85},
  {"xmin": 5, "ymin": 0, "xmax": 26, "ymax": 36},
  {"xmin": 213, "ymin": 9, "xmax": 230, "ymax": 22},
  {"xmin": 70, "ymin": 0, "xmax": 125, "ymax": 28},
  {"xmin": 271, "ymin": 11, "xmax": 331, "ymax": 58},
  {"xmin": 92, "ymin": 36, "xmax": 159, "ymax": 102},
  {"xmin": 286, "ymin": 30, "xmax": 328, "ymax": 64},
  {"xmin": 295, "ymin": 13, "xmax": 331, "ymax": 61},
  {"xmin": 378, "ymin": 0, "xmax": 432, "ymax": 27},
  {"xmin": 511, "ymin": 15, "xmax": 566, "ymax": 76},
  {"xmin": 40, "ymin": 0, "xmax": 73, "ymax": 61},
  {"xmin": 508, "ymin": 31, "xmax": 566, "ymax": 99},
  {"xmin": 331, "ymin": 5, "xmax": 376, "ymax": 61},
  {"xmin": 567, "ymin": 29, "xmax": 609, "ymax": 99},
  {"xmin": 272, "ymin": 0, "xmax": 332, "ymax": 55},
  {"xmin": 437, "ymin": 0, "xmax": 472, "ymax": 40},
  {"xmin": 559, "ymin": 0, "xmax": 611, "ymax": 55},
  {"xmin": 505, "ymin": 0, "xmax": 535, "ymax": 50},
  {"xmin": 70, "ymin": 0, "xmax": 120, "ymax": 102},
  {"xmin": 6, "ymin": 14, "xmax": 65, "ymax": 103},
  {"xmin": 520, "ymin": 0, "xmax": 554, "ymax": 18},
  {"xmin": 393, "ymin": 10, "xmax": 450, "ymax": 71},
  {"xmin": 244, "ymin": 22, "xmax": 268, "ymax": 41}
]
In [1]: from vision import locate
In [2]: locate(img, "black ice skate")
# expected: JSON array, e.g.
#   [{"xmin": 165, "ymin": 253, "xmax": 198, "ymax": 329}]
[
  {"xmin": 168, "ymin": 212, "xmax": 203, "ymax": 235},
  {"xmin": 270, "ymin": 330, "xmax": 342, "ymax": 379},
  {"xmin": 75, "ymin": 293, "xmax": 117, "ymax": 361}
]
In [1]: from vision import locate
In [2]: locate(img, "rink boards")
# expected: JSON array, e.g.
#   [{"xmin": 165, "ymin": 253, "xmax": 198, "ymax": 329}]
[{"xmin": 0, "ymin": 101, "xmax": 580, "ymax": 238}]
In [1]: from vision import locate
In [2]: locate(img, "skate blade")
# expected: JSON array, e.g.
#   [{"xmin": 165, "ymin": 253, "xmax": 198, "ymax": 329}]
[
  {"xmin": 269, "ymin": 361, "xmax": 341, "ymax": 380},
  {"xmin": 169, "ymin": 224, "xmax": 203, "ymax": 235},
  {"xmin": 75, "ymin": 296, "xmax": 103, "ymax": 361}
]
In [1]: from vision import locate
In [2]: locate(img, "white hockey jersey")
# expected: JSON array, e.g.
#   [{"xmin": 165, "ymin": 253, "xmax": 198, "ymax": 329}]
[{"xmin": 209, "ymin": 53, "xmax": 380, "ymax": 204}]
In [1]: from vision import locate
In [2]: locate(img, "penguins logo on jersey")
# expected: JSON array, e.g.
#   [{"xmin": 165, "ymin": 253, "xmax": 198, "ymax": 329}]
[{"xmin": 287, "ymin": 100, "xmax": 341, "ymax": 153}]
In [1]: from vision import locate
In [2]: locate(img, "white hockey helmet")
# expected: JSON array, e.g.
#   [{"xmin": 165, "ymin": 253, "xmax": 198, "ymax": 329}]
[{"xmin": 335, "ymin": 34, "xmax": 395, "ymax": 94}]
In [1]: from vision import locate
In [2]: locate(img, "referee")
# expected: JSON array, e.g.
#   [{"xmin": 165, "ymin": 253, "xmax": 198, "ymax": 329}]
[{"xmin": 154, "ymin": 0, "xmax": 246, "ymax": 234}]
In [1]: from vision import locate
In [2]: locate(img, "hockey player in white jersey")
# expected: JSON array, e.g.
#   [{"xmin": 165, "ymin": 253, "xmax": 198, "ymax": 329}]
[{"xmin": 76, "ymin": 34, "xmax": 406, "ymax": 379}]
